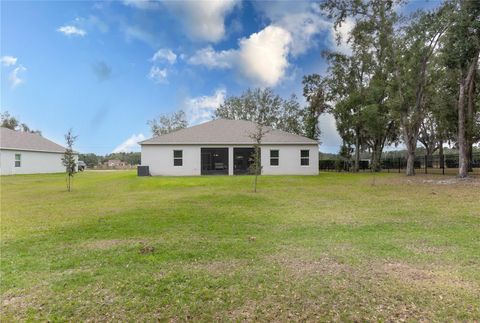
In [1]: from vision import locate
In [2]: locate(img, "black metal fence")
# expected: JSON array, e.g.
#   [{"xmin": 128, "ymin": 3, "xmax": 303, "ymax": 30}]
[
  {"xmin": 319, "ymin": 152, "xmax": 480, "ymax": 175},
  {"xmin": 319, "ymin": 159, "xmax": 368, "ymax": 172}
]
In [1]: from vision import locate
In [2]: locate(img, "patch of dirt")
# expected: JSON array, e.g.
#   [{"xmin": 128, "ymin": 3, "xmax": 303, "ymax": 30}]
[
  {"xmin": 383, "ymin": 262, "xmax": 435, "ymax": 281},
  {"xmin": 420, "ymin": 177, "xmax": 480, "ymax": 186},
  {"xmin": 405, "ymin": 243, "xmax": 451, "ymax": 255},
  {"xmin": 380, "ymin": 174, "xmax": 480, "ymax": 186},
  {"xmin": 382, "ymin": 262, "xmax": 478, "ymax": 292},
  {"xmin": 221, "ymin": 286, "xmax": 433, "ymax": 322},
  {"xmin": 139, "ymin": 244, "xmax": 155, "ymax": 254},
  {"xmin": 81, "ymin": 239, "xmax": 124, "ymax": 250},
  {"xmin": 269, "ymin": 250, "xmax": 479, "ymax": 295},
  {"xmin": 2, "ymin": 283, "xmax": 123, "ymax": 322},
  {"xmin": 223, "ymin": 298, "xmax": 328, "ymax": 322},
  {"xmin": 1, "ymin": 284, "xmax": 51, "ymax": 321},
  {"xmin": 224, "ymin": 300, "xmax": 258, "ymax": 321},
  {"xmin": 81, "ymin": 239, "xmax": 146, "ymax": 250},
  {"xmin": 272, "ymin": 254, "xmax": 351, "ymax": 278},
  {"xmin": 251, "ymin": 252, "xmax": 479, "ymax": 320},
  {"xmin": 378, "ymin": 302, "xmax": 429, "ymax": 322},
  {"xmin": 186, "ymin": 259, "xmax": 246, "ymax": 276},
  {"xmin": 2, "ymin": 293, "xmax": 31, "ymax": 308}
]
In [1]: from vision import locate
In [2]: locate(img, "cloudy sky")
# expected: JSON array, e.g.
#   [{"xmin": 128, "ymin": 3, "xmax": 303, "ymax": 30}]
[{"xmin": 1, "ymin": 0, "xmax": 439, "ymax": 154}]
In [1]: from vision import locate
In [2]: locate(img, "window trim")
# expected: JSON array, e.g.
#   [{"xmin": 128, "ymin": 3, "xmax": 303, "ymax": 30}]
[
  {"xmin": 14, "ymin": 153, "xmax": 21, "ymax": 168},
  {"xmin": 270, "ymin": 149, "xmax": 279, "ymax": 167},
  {"xmin": 173, "ymin": 150, "xmax": 183, "ymax": 167},
  {"xmin": 300, "ymin": 149, "xmax": 310, "ymax": 167}
]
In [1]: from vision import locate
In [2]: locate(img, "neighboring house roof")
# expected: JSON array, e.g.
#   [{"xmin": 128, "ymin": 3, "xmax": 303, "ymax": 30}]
[
  {"xmin": 0, "ymin": 127, "xmax": 65, "ymax": 153},
  {"xmin": 105, "ymin": 159, "xmax": 124, "ymax": 164},
  {"xmin": 140, "ymin": 119, "xmax": 318, "ymax": 145}
]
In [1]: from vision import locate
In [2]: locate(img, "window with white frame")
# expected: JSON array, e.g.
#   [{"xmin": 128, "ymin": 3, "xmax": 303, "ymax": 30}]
[
  {"xmin": 15, "ymin": 153, "xmax": 21, "ymax": 167},
  {"xmin": 270, "ymin": 149, "xmax": 279, "ymax": 166},
  {"xmin": 173, "ymin": 150, "xmax": 183, "ymax": 166},
  {"xmin": 300, "ymin": 150, "xmax": 309, "ymax": 166}
]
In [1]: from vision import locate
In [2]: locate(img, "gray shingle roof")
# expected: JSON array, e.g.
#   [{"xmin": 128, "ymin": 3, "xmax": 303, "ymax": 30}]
[
  {"xmin": 140, "ymin": 119, "xmax": 318, "ymax": 145},
  {"xmin": 0, "ymin": 127, "xmax": 65, "ymax": 153}
]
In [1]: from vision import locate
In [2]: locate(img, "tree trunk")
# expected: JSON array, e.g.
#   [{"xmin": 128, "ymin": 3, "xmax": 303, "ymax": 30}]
[
  {"xmin": 425, "ymin": 145, "xmax": 435, "ymax": 169},
  {"xmin": 404, "ymin": 131, "xmax": 417, "ymax": 176},
  {"xmin": 439, "ymin": 140, "xmax": 444, "ymax": 169},
  {"xmin": 458, "ymin": 59, "xmax": 477, "ymax": 178},
  {"xmin": 458, "ymin": 79, "xmax": 468, "ymax": 178},
  {"xmin": 406, "ymin": 149, "xmax": 415, "ymax": 176},
  {"xmin": 370, "ymin": 149, "xmax": 376, "ymax": 172},
  {"xmin": 354, "ymin": 129, "xmax": 360, "ymax": 172},
  {"xmin": 466, "ymin": 64, "xmax": 476, "ymax": 172},
  {"xmin": 370, "ymin": 141, "xmax": 383, "ymax": 172}
]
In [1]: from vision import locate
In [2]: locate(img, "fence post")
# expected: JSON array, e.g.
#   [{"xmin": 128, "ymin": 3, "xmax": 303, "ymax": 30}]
[
  {"xmin": 398, "ymin": 157, "xmax": 401, "ymax": 173},
  {"xmin": 424, "ymin": 155, "xmax": 427, "ymax": 174}
]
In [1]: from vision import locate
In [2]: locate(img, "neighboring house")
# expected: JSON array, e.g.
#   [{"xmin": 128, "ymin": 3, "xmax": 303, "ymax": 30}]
[
  {"xmin": 103, "ymin": 159, "xmax": 127, "ymax": 168},
  {"xmin": 140, "ymin": 119, "xmax": 319, "ymax": 176},
  {"xmin": 0, "ymin": 127, "xmax": 72, "ymax": 175}
]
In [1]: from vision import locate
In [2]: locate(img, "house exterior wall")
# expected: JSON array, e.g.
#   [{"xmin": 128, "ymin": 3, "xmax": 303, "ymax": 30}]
[
  {"xmin": 261, "ymin": 145, "xmax": 319, "ymax": 175},
  {"xmin": 142, "ymin": 145, "xmax": 202, "ymax": 176},
  {"xmin": 141, "ymin": 144, "xmax": 319, "ymax": 176},
  {"xmin": 0, "ymin": 149, "xmax": 69, "ymax": 175}
]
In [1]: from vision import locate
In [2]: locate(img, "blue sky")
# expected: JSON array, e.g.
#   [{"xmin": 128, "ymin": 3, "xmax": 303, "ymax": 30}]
[{"xmin": 1, "ymin": 0, "xmax": 441, "ymax": 154}]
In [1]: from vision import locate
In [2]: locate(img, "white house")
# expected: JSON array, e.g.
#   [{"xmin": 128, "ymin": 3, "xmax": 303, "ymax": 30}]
[
  {"xmin": 140, "ymin": 119, "xmax": 319, "ymax": 176},
  {"xmin": 0, "ymin": 127, "xmax": 69, "ymax": 175}
]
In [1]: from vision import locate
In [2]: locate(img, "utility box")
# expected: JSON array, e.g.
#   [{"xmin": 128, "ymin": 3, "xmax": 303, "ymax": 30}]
[{"xmin": 137, "ymin": 166, "xmax": 150, "ymax": 176}]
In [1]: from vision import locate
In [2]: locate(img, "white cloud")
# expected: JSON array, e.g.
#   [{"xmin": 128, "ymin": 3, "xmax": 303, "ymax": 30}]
[
  {"xmin": 185, "ymin": 2, "xmax": 331, "ymax": 86},
  {"xmin": 151, "ymin": 48, "xmax": 177, "ymax": 64},
  {"xmin": 237, "ymin": 25, "xmax": 292, "ymax": 87},
  {"xmin": 1, "ymin": 56, "xmax": 17, "ymax": 66},
  {"xmin": 148, "ymin": 66, "xmax": 168, "ymax": 83},
  {"xmin": 74, "ymin": 15, "xmax": 109, "ymax": 34},
  {"xmin": 184, "ymin": 89, "xmax": 226, "ymax": 125},
  {"xmin": 164, "ymin": 0, "xmax": 239, "ymax": 42},
  {"xmin": 255, "ymin": 1, "xmax": 351, "ymax": 56},
  {"xmin": 124, "ymin": 0, "xmax": 239, "ymax": 42},
  {"xmin": 124, "ymin": 25, "xmax": 156, "ymax": 45},
  {"xmin": 122, "ymin": 0, "xmax": 160, "ymax": 10},
  {"xmin": 188, "ymin": 25, "xmax": 292, "ymax": 87},
  {"xmin": 188, "ymin": 46, "xmax": 235, "ymax": 68},
  {"xmin": 57, "ymin": 25, "xmax": 87, "ymax": 37},
  {"xmin": 9, "ymin": 65, "xmax": 26, "ymax": 89},
  {"xmin": 112, "ymin": 133, "xmax": 146, "ymax": 153},
  {"xmin": 329, "ymin": 18, "xmax": 354, "ymax": 55},
  {"xmin": 252, "ymin": 2, "xmax": 329, "ymax": 56}
]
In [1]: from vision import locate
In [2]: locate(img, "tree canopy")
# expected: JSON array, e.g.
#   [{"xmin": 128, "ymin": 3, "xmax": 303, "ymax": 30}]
[
  {"xmin": 214, "ymin": 87, "xmax": 326, "ymax": 141},
  {"xmin": 148, "ymin": 111, "xmax": 188, "ymax": 136},
  {"xmin": 1, "ymin": 111, "xmax": 42, "ymax": 135},
  {"xmin": 320, "ymin": 0, "xmax": 479, "ymax": 176}
]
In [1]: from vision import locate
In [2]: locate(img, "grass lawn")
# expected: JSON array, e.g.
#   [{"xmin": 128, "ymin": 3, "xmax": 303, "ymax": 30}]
[{"xmin": 1, "ymin": 171, "xmax": 479, "ymax": 321}]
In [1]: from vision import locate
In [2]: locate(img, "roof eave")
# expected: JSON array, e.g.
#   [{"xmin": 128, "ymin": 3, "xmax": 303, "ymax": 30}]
[
  {"xmin": 0, "ymin": 147, "xmax": 76, "ymax": 154},
  {"xmin": 140, "ymin": 142, "xmax": 318, "ymax": 145}
]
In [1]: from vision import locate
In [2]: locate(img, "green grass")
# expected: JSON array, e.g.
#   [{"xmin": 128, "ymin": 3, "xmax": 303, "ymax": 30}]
[{"xmin": 1, "ymin": 171, "xmax": 479, "ymax": 321}]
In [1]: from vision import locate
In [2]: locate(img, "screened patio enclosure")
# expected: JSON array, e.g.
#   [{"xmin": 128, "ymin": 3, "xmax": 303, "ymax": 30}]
[
  {"xmin": 200, "ymin": 147, "xmax": 256, "ymax": 175},
  {"xmin": 201, "ymin": 148, "xmax": 229, "ymax": 175},
  {"xmin": 233, "ymin": 148, "xmax": 255, "ymax": 175}
]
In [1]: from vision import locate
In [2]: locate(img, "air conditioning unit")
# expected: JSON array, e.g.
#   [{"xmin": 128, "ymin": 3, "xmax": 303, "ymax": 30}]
[{"xmin": 137, "ymin": 166, "xmax": 150, "ymax": 176}]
